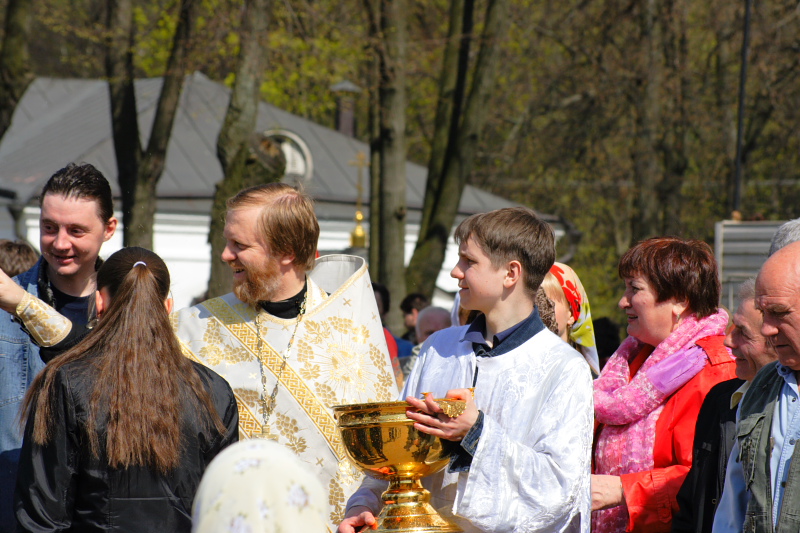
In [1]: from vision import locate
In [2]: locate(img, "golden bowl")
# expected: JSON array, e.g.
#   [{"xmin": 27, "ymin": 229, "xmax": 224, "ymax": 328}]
[{"xmin": 334, "ymin": 400, "xmax": 463, "ymax": 533}]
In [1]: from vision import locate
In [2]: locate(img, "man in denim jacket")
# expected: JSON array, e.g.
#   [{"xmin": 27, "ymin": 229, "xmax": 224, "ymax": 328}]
[{"xmin": 0, "ymin": 163, "xmax": 116, "ymax": 531}]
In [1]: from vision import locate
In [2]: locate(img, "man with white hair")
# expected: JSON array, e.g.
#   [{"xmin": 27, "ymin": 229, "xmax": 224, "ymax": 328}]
[
  {"xmin": 769, "ymin": 218, "xmax": 800, "ymax": 256},
  {"xmin": 399, "ymin": 306, "xmax": 453, "ymax": 379},
  {"xmin": 416, "ymin": 306, "xmax": 452, "ymax": 345}
]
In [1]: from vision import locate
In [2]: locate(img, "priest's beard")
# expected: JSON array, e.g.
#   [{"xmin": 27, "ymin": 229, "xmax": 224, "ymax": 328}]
[{"xmin": 232, "ymin": 258, "xmax": 282, "ymax": 307}]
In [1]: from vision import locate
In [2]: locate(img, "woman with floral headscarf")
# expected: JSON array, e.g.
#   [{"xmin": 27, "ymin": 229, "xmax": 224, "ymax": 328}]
[{"xmin": 542, "ymin": 262, "xmax": 600, "ymax": 376}]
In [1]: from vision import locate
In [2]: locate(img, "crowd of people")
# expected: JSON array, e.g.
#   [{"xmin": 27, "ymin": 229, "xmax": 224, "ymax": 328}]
[{"xmin": 1, "ymin": 161, "xmax": 799, "ymax": 532}]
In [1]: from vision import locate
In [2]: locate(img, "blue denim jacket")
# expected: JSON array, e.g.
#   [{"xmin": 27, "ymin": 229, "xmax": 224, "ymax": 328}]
[{"xmin": 0, "ymin": 258, "xmax": 45, "ymax": 532}]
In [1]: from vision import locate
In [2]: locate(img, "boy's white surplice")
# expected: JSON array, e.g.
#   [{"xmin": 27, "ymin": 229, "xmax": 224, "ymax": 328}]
[{"xmin": 347, "ymin": 324, "xmax": 594, "ymax": 533}]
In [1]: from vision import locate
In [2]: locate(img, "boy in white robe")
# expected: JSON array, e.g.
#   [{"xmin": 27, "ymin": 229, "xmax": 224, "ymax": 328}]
[{"xmin": 338, "ymin": 207, "xmax": 594, "ymax": 533}]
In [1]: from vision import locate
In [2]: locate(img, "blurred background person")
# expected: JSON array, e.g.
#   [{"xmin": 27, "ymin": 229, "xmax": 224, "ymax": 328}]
[
  {"xmin": 192, "ymin": 440, "xmax": 328, "ymax": 533},
  {"xmin": 449, "ymin": 291, "xmax": 480, "ymax": 327},
  {"xmin": 592, "ymin": 237, "xmax": 736, "ymax": 533},
  {"xmin": 541, "ymin": 262, "xmax": 599, "ymax": 375},
  {"xmin": 15, "ymin": 247, "xmax": 238, "ymax": 532},
  {"xmin": 0, "ymin": 240, "xmax": 39, "ymax": 277},
  {"xmin": 415, "ymin": 305, "xmax": 451, "ymax": 345},
  {"xmin": 536, "ymin": 286, "xmax": 559, "ymax": 337},
  {"xmin": 593, "ymin": 317, "xmax": 622, "ymax": 372},
  {"xmin": 372, "ymin": 282, "xmax": 406, "ymax": 388},
  {"xmin": 399, "ymin": 292, "xmax": 429, "ymax": 345},
  {"xmin": 399, "ymin": 306, "xmax": 452, "ymax": 380}
]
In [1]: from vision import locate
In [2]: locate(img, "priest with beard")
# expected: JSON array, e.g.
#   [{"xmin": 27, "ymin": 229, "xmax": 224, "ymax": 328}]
[{"xmin": 173, "ymin": 183, "xmax": 398, "ymax": 529}]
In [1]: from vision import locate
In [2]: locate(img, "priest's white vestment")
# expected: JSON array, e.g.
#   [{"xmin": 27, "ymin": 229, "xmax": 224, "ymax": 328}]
[
  {"xmin": 347, "ymin": 321, "xmax": 594, "ymax": 533},
  {"xmin": 172, "ymin": 255, "xmax": 398, "ymax": 531}
]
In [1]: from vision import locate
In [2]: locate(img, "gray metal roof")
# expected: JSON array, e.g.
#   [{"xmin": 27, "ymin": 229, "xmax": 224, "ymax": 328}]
[{"xmin": 0, "ymin": 73, "xmax": 533, "ymax": 224}]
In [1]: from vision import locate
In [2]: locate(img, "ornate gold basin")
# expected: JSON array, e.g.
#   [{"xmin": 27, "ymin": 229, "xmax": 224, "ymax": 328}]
[{"xmin": 334, "ymin": 400, "xmax": 463, "ymax": 533}]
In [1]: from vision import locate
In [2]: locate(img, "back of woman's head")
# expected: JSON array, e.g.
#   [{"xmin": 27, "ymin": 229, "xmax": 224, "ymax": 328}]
[
  {"xmin": 619, "ymin": 237, "xmax": 720, "ymax": 318},
  {"xmin": 95, "ymin": 247, "xmax": 171, "ymax": 337},
  {"xmin": 24, "ymin": 247, "xmax": 225, "ymax": 473},
  {"xmin": 91, "ymin": 247, "xmax": 224, "ymax": 471},
  {"xmin": 98, "ymin": 247, "xmax": 170, "ymax": 306}
]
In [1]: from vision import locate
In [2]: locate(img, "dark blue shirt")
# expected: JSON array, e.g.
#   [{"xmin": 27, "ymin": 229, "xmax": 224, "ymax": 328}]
[{"xmin": 50, "ymin": 285, "xmax": 92, "ymax": 326}]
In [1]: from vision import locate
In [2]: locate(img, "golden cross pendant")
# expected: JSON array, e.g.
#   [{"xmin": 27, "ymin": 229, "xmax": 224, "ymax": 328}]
[{"xmin": 259, "ymin": 424, "xmax": 279, "ymax": 441}]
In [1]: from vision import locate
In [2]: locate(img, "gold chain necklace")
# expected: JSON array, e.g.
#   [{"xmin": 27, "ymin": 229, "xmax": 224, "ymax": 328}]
[{"xmin": 253, "ymin": 289, "xmax": 308, "ymax": 439}]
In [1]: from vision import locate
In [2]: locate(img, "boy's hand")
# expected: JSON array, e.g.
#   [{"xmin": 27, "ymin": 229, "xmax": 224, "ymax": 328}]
[
  {"xmin": 337, "ymin": 506, "xmax": 377, "ymax": 532},
  {"xmin": 406, "ymin": 389, "xmax": 478, "ymax": 441}
]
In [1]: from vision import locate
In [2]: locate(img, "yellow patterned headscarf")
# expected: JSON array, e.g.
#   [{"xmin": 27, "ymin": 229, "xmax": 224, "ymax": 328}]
[
  {"xmin": 549, "ymin": 262, "xmax": 599, "ymax": 376},
  {"xmin": 192, "ymin": 440, "xmax": 329, "ymax": 533}
]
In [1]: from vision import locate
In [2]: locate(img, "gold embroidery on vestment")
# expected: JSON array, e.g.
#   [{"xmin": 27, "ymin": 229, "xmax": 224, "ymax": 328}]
[
  {"xmin": 203, "ymin": 297, "xmax": 347, "ymax": 460},
  {"xmin": 276, "ymin": 411, "xmax": 308, "ymax": 454}
]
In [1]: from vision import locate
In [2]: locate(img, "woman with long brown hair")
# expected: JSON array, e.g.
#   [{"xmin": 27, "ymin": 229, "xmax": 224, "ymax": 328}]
[{"xmin": 14, "ymin": 247, "xmax": 238, "ymax": 532}]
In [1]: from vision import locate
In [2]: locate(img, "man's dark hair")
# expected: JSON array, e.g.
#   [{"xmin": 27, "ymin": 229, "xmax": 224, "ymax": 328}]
[
  {"xmin": 400, "ymin": 293, "xmax": 429, "ymax": 314},
  {"xmin": 40, "ymin": 163, "xmax": 114, "ymax": 223},
  {"xmin": 372, "ymin": 282, "xmax": 390, "ymax": 316}
]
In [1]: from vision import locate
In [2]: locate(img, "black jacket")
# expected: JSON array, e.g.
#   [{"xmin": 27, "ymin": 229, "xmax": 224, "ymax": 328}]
[
  {"xmin": 14, "ymin": 360, "xmax": 239, "ymax": 533},
  {"xmin": 671, "ymin": 378, "xmax": 744, "ymax": 533}
]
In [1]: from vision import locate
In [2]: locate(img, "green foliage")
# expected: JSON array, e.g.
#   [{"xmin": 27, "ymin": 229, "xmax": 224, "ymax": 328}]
[
  {"xmin": 28, "ymin": 0, "xmax": 106, "ymax": 77},
  {"xmin": 133, "ymin": 2, "xmax": 177, "ymax": 76},
  {"xmin": 259, "ymin": 29, "xmax": 363, "ymax": 123},
  {"xmin": 9, "ymin": 0, "xmax": 800, "ymax": 315}
]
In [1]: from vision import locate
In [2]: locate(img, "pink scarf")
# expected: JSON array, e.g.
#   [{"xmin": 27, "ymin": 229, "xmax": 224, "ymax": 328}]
[{"xmin": 592, "ymin": 309, "xmax": 728, "ymax": 532}]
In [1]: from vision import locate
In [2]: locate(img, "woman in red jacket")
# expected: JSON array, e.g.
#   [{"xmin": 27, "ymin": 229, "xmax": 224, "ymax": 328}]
[{"xmin": 592, "ymin": 237, "xmax": 736, "ymax": 533}]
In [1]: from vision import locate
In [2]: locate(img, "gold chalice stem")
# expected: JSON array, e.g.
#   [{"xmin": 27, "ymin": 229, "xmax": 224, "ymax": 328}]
[{"xmin": 375, "ymin": 477, "xmax": 462, "ymax": 532}]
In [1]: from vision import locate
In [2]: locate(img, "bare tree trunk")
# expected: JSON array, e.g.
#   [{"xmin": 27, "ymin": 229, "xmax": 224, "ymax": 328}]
[
  {"xmin": 715, "ymin": 9, "xmax": 738, "ymax": 211},
  {"xmin": 379, "ymin": 0, "xmax": 408, "ymax": 332},
  {"xmin": 367, "ymin": 101, "xmax": 381, "ymax": 282},
  {"xmin": 631, "ymin": 0, "xmax": 662, "ymax": 241},
  {"xmin": 365, "ymin": 0, "xmax": 382, "ymax": 282},
  {"xmin": 105, "ymin": 0, "xmax": 197, "ymax": 248},
  {"xmin": 207, "ymin": 0, "xmax": 275, "ymax": 298},
  {"xmin": 405, "ymin": 0, "xmax": 510, "ymax": 299},
  {"xmin": 106, "ymin": 0, "xmax": 141, "ymax": 236},
  {"xmin": 660, "ymin": 0, "xmax": 689, "ymax": 235},
  {"xmin": 0, "ymin": 0, "xmax": 33, "ymax": 139},
  {"xmin": 416, "ymin": 0, "xmax": 472, "ymax": 244}
]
